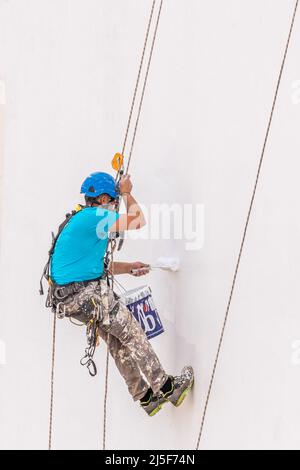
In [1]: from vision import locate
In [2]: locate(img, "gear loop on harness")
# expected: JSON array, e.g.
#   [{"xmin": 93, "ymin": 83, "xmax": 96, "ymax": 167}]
[
  {"xmin": 80, "ymin": 352, "xmax": 91, "ymax": 367},
  {"xmin": 55, "ymin": 302, "xmax": 66, "ymax": 320},
  {"xmin": 87, "ymin": 360, "xmax": 97, "ymax": 378},
  {"xmin": 79, "ymin": 304, "xmax": 102, "ymax": 376},
  {"xmin": 53, "ymin": 287, "xmax": 69, "ymax": 301},
  {"xmin": 80, "ymin": 348, "xmax": 98, "ymax": 377}
]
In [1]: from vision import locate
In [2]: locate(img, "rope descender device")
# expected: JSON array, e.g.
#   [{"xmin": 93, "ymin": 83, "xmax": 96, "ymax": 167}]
[
  {"xmin": 111, "ymin": 152, "xmax": 125, "ymax": 251},
  {"xmin": 111, "ymin": 152, "xmax": 124, "ymax": 174}
]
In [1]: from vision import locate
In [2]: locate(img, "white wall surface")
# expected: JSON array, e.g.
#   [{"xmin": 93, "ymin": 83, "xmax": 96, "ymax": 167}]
[{"xmin": 0, "ymin": 0, "xmax": 300, "ymax": 450}]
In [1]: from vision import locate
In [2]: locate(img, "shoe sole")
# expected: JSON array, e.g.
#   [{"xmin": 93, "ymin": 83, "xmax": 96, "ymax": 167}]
[
  {"xmin": 173, "ymin": 378, "xmax": 195, "ymax": 407},
  {"xmin": 148, "ymin": 404, "xmax": 162, "ymax": 417},
  {"xmin": 147, "ymin": 398, "xmax": 169, "ymax": 417}
]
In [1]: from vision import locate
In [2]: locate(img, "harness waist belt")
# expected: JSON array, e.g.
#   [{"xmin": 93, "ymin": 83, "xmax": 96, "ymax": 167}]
[{"xmin": 51, "ymin": 277, "xmax": 103, "ymax": 301}]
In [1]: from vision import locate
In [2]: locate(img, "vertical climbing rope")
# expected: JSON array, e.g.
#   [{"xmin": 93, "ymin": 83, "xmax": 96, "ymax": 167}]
[
  {"xmin": 48, "ymin": 313, "xmax": 57, "ymax": 451},
  {"xmin": 196, "ymin": 0, "xmax": 299, "ymax": 450},
  {"xmin": 102, "ymin": 239, "xmax": 116, "ymax": 451},
  {"xmin": 125, "ymin": 0, "xmax": 164, "ymax": 174},
  {"xmin": 121, "ymin": 0, "xmax": 157, "ymax": 160},
  {"xmin": 102, "ymin": 335, "xmax": 110, "ymax": 450},
  {"xmin": 102, "ymin": 0, "xmax": 156, "ymax": 444},
  {"xmin": 102, "ymin": 0, "xmax": 164, "ymax": 450}
]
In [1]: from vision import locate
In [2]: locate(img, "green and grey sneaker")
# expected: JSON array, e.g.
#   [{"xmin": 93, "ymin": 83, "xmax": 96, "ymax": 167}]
[
  {"xmin": 163, "ymin": 366, "xmax": 194, "ymax": 407},
  {"xmin": 140, "ymin": 392, "xmax": 168, "ymax": 417}
]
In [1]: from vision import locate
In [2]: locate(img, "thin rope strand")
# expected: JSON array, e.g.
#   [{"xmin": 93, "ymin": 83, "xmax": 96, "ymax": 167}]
[
  {"xmin": 121, "ymin": 0, "xmax": 156, "ymax": 159},
  {"xmin": 196, "ymin": 0, "xmax": 299, "ymax": 450},
  {"xmin": 102, "ymin": 1, "xmax": 164, "ymax": 449},
  {"xmin": 126, "ymin": 0, "xmax": 164, "ymax": 174},
  {"xmin": 102, "ymin": 241, "xmax": 116, "ymax": 450},
  {"xmin": 102, "ymin": 337, "xmax": 110, "ymax": 450},
  {"xmin": 48, "ymin": 313, "xmax": 57, "ymax": 451}
]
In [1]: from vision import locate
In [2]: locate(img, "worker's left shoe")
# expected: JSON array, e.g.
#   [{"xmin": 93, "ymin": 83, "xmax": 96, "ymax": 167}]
[
  {"xmin": 162, "ymin": 366, "xmax": 194, "ymax": 407},
  {"xmin": 140, "ymin": 392, "xmax": 168, "ymax": 417}
]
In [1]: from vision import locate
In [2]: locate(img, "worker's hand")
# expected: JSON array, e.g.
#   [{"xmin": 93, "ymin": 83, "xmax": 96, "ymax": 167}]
[
  {"xmin": 130, "ymin": 261, "xmax": 150, "ymax": 277},
  {"xmin": 119, "ymin": 175, "xmax": 133, "ymax": 195}
]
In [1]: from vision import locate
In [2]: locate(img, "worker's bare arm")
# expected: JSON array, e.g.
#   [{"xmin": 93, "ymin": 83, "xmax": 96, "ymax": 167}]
[
  {"xmin": 110, "ymin": 213, "xmax": 144, "ymax": 232},
  {"xmin": 109, "ymin": 261, "xmax": 150, "ymax": 276},
  {"xmin": 109, "ymin": 176, "xmax": 146, "ymax": 232}
]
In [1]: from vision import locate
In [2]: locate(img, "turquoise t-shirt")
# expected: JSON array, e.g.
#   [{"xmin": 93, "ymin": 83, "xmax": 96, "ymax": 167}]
[{"xmin": 50, "ymin": 207, "xmax": 120, "ymax": 285}]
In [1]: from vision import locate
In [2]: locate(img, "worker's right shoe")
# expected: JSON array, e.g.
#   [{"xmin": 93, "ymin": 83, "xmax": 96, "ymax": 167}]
[
  {"xmin": 162, "ymin": 366, "xmax": 194, "ymax": 407},
  {"xmin": 140, "ymin": 392, "xmax": 168, "ymax": 417}
]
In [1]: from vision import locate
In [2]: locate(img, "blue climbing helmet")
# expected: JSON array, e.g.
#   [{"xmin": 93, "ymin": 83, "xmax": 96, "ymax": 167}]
[{"xmin": 80, "ymin": 172, "xmax": 118, "ymax": 199}]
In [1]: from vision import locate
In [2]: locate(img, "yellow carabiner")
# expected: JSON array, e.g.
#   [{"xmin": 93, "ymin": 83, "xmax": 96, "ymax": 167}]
[{"xmin": 111, "ymin": 153, "xmax": 124, "ymax": 172}]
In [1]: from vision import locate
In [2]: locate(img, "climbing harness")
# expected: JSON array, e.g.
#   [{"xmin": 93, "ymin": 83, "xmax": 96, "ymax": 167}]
[
  {"xmin": 43, "ymin": 206, "xmax": 119, "ymax": 449},
  {"xmin": 42, "ymin": 205, "xmax": 106, "ymax": 379},
  {"xmin": 39, "ymin": 204, "xmax": 84, "ymax": 297},
  {"xmin": 41, "ymin": 205, "xmax": 101, "ymax": 373},
  {"xmin": 195, "ymin": 0, "xmax": 299, "ymax": 450}
]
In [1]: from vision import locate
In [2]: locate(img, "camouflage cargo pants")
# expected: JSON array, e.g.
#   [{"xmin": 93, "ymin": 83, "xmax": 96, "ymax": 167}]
[{"xmin": 53, "ymin": 280, "xmax": 168, "ymax": 401}]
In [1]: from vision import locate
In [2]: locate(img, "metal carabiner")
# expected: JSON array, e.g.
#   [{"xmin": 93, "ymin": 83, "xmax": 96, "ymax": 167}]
[
  {"xmin": 56, "ymin": 302, "xmax": 66, "ymax": 320},
  {"xmin": 80, "ymin": 351, "xmax": 91, "ymax": 367},
  {"xmin": 87, "ymin": 359, "xmax": 97, "ymax": 377}
]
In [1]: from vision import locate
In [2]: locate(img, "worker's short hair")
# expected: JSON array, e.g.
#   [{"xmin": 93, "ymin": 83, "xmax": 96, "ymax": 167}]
[
  {"xmin": 85, "ymin": 195, "xmax": 100, "ymax": 205},
  {"xmin": 85, "ymin": 193, "xmax": 114, "ymax": 206}
]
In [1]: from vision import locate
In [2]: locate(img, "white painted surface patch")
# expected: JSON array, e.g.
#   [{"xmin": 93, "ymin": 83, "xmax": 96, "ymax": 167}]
[
  {"xmin": 0, "ymin": 80, "xmax": 5, "ymax": 105},
  {"xmin": 0, "ymin": 340, "xmax": 6, "ymax": 366}
]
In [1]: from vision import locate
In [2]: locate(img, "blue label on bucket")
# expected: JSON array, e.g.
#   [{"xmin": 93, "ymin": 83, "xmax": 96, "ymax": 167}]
[{"xmin": 126, "ymin": 289, "xmax": 164, "ymax": 340}]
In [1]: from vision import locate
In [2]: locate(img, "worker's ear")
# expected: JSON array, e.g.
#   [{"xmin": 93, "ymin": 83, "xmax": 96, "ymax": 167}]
[{"xmin": 98, "ymin": 194, "xmax": 109, "ymax": 206}]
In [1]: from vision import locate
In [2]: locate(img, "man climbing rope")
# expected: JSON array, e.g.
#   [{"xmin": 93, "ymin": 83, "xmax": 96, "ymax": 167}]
[{"xmin": 44, "ymin": 171, "xmax": 194, "ymax": 416}]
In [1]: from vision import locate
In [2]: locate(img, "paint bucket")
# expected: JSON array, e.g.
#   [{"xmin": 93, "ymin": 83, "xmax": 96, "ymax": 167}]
[{"xmin": 122, "ymin": 286, "xmax": 164, "ymax": 340}]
